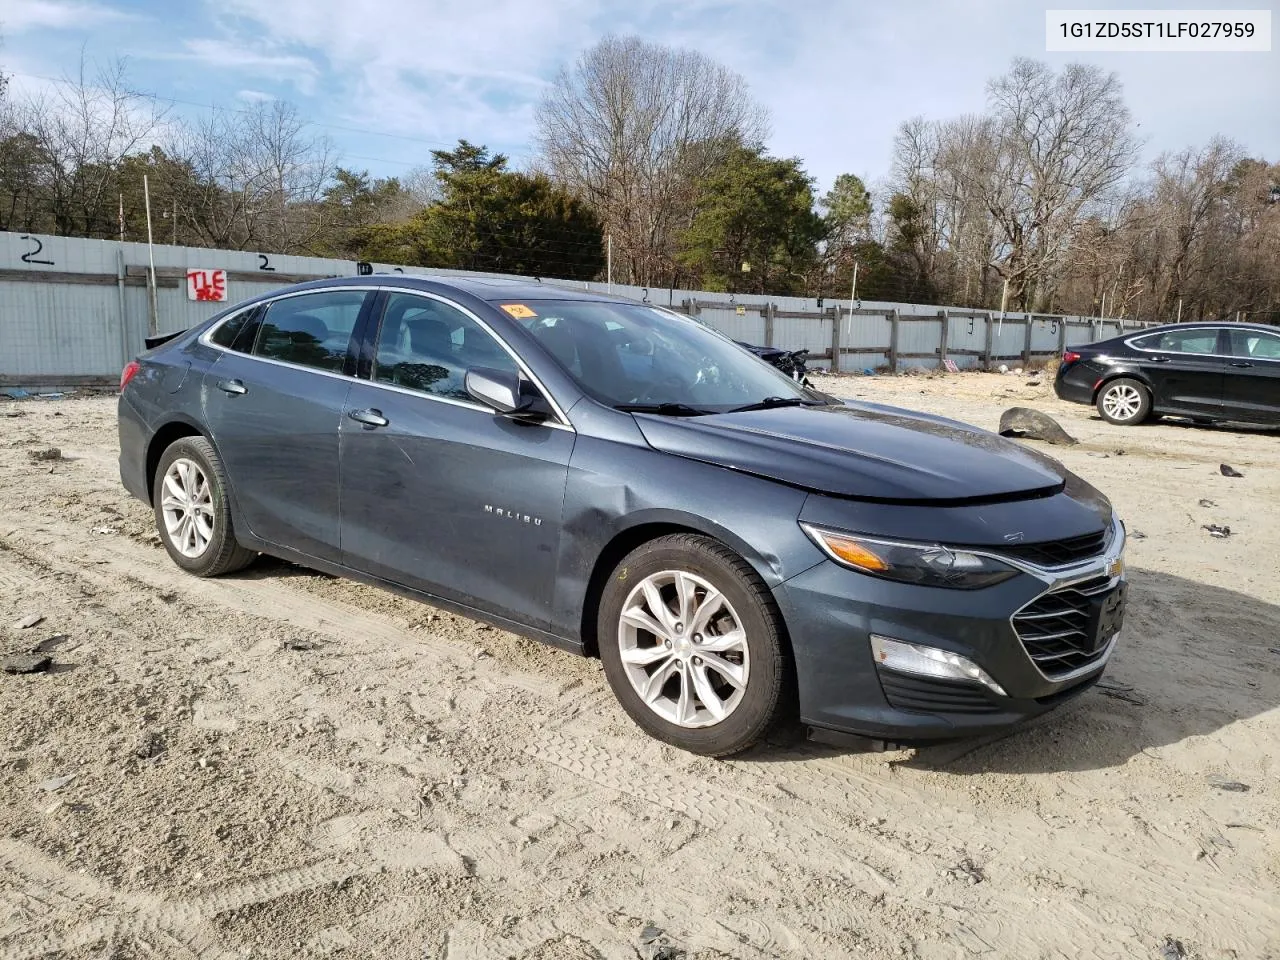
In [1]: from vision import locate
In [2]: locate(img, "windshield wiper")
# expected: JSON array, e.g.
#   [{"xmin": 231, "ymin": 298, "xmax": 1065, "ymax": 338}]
[
  {"xmin": 614, "ymin": 402, "xmax": 713, "ymax": 417},
  {"xmin": 727, "ymin": 396, "xmax": 821, "ymax": 413}
]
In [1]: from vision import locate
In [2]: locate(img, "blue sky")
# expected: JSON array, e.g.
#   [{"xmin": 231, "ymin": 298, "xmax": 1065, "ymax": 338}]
[{"xmin": 2, "ymin": 0, "xmax": 1276, "ymax": 194}]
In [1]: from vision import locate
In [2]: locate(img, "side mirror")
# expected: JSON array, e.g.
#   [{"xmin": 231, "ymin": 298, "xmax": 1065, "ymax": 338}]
[{"xmin": 464, "ymin": 368, "xmax": 553, "ymax": 422}]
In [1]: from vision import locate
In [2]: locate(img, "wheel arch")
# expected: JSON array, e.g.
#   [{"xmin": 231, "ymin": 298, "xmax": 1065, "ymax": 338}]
[
  {"xmin": 144, "ymin": 417, "xmax": 211, "ymax": 503},
  {"xmin": 1091, "ymin": 369, "xmax": 1154, "ymax": 403},
  {"xmin": 578, "ymin": 517, "xmax": 794, "ymax": 666}
]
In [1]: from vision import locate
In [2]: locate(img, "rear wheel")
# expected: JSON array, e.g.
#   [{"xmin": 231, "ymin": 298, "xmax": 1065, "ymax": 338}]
[
  {"xmin": 597, "ymin": 534, "xmax": 789, "ymax": 757},
  {"xmin": 153, "ymin": 436, "xmax": 257, "ymax": 577},
  {"xmin": 1096, "ymin": 378, "xmax": 1151, "ymax": 426}
]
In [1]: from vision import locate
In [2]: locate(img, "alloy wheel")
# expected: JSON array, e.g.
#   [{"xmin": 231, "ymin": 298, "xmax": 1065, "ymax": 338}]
[
  {"xmin": 160, "ymin": 457, "xmax": 215, "ymax": 558},
  {"xmin": 1102, "ymin": 384, "xmax": 1142, "ymax": 422},
  {"xmin": 617, "ymin": 570, "xmax": 750, "ymax": 728}
]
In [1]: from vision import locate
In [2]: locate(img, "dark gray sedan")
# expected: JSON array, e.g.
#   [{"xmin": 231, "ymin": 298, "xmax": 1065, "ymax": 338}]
[{"xmin": 119, "ymin": 276, "xmax": 1126, "ymax": 756}]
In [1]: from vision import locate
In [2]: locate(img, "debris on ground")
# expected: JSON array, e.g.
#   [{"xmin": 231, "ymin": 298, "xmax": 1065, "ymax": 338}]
[
  {"xmin": 1207, "ymin": 777, "xmax": 1250, "ymax": 793},
  {"xmin": 38, "ymin": 773, "xmax": 77, "ymax": 792},
  {"xmin": 1130, "ymin": 530, "xmax": 1148, "ymax": 540},
  {"xmin": 1, "ymin": 408, "xmax": 26, "ymax": 418},
  {"xmin": 1198, "ymin": 499, "xmax": 1217, "ymax": 508},
  {"xmin": 27, "ymin": 448, "xmax": 63, "ymax": 462},
  {"xmin": 638, "ymin": 924, "xmax": 685, "ymax": 960},
  {"xmin": 92, "ymin": 526, "xmax": 118, "ymax": 535},
  {"xmin": 2, "ymin": 653, "xmax": 52, "ymax": 674},
  {"xmin": 1202, "ymin": 524, "xmax": 1231, "ymax": 539},
  {"xmin": 944, "ymin": 857, "xmax": 986, "ymax": 884},
  {"xmin": 3, "ymin": 388, "xmax": 30, "ymax": 399},
  {"xmin": 14, "ymin": 612, "xmax": 45, "ymax": 629},
  {"xmin": 1096, "ymin": 679, "xmax": 1147, "ymax": 706},
  {"xmin": 998, "ymin": 407, "xmax": 1078, "ymax": 446},
  {"xmin": 134, "ymin": 731, "xmax": 165, "ymax": 760},
  {"xmin": 1159, "ymin": 936, "xmax": 1187, "ymax": 960},
  {"xmin": 1220, "ymin": 463, "xmax": 1244, "ymax": 478},
  {"xmin": 31, "ymin": 635, "xmax": 71, "ymax": 653},
  {"xmin": 282, "ymin": 639, "xmax": 319, "ymax": 651}
]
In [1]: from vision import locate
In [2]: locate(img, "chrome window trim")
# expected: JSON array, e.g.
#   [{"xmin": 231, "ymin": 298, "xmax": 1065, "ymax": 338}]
[{"xmin": 197, "ymin": 284, "xmax": 575, "ymax": 431}]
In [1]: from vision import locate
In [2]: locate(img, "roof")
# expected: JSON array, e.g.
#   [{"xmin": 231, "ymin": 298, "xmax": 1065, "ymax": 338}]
[
  {"xmin": 365, "ymin": 273, "xmax": 625, "ymax": 304},
  {"xmin": 1128, "ymin": 321, "xmax": 1279, "ymax": 336}
]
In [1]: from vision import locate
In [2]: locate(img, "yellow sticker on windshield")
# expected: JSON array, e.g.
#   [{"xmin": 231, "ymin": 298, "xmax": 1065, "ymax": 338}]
[{"xmin": 500, "ymin": 303, "xmax": 538, "ymax": 319}]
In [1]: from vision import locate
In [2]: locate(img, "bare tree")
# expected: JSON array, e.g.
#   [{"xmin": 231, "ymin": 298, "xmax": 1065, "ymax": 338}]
[
  {"xmin": 166, "ymin": 100, "xmax": 337, "ymax": 252},
  {"xmin": 14, "ymin": 56, "xmax": 167, "ymax": 237},
  {"xmin": 536, "ymin": 35, "xmax": 769, "ymax": 286},
  {"xmin": 975, "ymin": 59, "xmax": 1139, "ymax": 309}
]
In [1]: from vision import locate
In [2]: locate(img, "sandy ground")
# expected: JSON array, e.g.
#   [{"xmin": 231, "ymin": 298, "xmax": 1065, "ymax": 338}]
[{"xmin": 0, "ymin": 373, "xmax": 1277, "ymax": 960}]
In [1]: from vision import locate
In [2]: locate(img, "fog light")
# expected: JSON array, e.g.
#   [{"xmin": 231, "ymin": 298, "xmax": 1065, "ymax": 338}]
[{"xmin": 870, "ymin": 635, "xmax": 1007, "ymax": 697}]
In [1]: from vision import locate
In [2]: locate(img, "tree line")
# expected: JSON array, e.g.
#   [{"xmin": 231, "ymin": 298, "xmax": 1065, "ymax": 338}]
[{"xmin": 2, "ymin": 38, "xmax": 1276, "ymax": 323}]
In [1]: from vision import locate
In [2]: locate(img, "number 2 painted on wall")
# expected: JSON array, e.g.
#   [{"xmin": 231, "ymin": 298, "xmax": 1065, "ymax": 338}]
[
  {"xmin": 258, "ymin": 254, "xmax": 276, "ymax": 272},
  {"xmin": 19, "ymin": 235, "xmax": 55, "ymax": 266}
]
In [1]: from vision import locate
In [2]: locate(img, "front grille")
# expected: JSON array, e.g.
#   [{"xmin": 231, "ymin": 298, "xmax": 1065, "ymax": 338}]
[
  {"xmin": 877, "ymin": 671, "xmax": 1002, "ymax": 715},
  {"xmin": 1000, "ymin": 529, "xmax": 1109, "ymax": 568},
  {"xmin": 1013, "ymin": 575, "xmax": 1116, "ymax": 677}
]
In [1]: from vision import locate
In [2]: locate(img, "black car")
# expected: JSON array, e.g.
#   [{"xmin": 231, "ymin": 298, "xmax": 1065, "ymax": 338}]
[
  {"xmin": 1055, "ymin": 322, "xmax": 1280, "ymax": 426},
  {"xmin": 119, "ymin": 276, "xmax": 1126, "ymax": 757}
]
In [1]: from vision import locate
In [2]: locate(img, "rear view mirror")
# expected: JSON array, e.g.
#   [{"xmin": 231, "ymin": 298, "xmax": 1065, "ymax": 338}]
[{"xmin": 464, "ymin": 368, "xmax": 554, "ymax": 423}]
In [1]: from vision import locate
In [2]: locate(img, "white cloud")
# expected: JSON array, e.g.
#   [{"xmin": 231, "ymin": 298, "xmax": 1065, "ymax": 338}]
[
  {"xmin": 173, "ymin": 38, "xmax": 320, "ymax": 95},
  {"xmin": 0, "ymin": 0, "xmax": 134, "ymax": 33},
  {"xmin": 236, "ymin": 88, "xmax": 276, "ymax": 103}
]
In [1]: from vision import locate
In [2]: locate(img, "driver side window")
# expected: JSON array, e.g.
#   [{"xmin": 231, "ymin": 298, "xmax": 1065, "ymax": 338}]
[{"xmin": 373, "ymin": 293, "xmax": 519, "ymax": 401}]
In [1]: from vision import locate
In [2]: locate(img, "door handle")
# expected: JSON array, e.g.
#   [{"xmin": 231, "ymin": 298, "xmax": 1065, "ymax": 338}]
[
  {"xmin": 1148, "ymin": 356, "xmax": 1171, "ymax": 363},
  {"xmin": 1231, "ymin": 361, "xmax": 1253, "ymax": 368},
  {"xmin": 348, "ymin": 408, "xmax": 389, "ymax": 428},
  {"xmin": 216, "ymin": 378, "xmax": 247, "ymax": 395}
]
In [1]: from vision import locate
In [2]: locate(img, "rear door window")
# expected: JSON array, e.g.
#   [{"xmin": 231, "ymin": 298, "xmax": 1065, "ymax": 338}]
[
  {"xmin": 253, "ymin": 290, "xmax": 369, "ymax": 372},
  {"xmin": 209, "ymin": 305, "xmax": 260, "ymax": 352},
  {"xmin": 1228, "ymin": 329, "xmax": 1280, "ymax": 360},
  {"xmin": 1134, "ymin": 328, "xmax": 1223, "ymax": 355}
]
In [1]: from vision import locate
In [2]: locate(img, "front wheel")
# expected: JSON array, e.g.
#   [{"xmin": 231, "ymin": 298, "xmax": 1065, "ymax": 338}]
[
  {"xmin": 1096, "ymin": 378, "xmax": 1151, "ymax": 426},
  {"xmin": 597, "ymin": 534, "xmax": 789, "ymax": 756}
]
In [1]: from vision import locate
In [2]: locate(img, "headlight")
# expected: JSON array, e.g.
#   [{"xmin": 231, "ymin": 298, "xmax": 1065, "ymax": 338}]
[{"xmin": 801, "ymin": 524, "xmax": 1018, "ymax": 589}]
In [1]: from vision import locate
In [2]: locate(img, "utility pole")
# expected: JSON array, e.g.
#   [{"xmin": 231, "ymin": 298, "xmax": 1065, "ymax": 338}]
[
  {"xmin": 172, "ymin": 197, "xmax": 177, "ymax": 245},
  {"xmin": 1176, "ymin": 298, "xmax": 1183, "ymax": 323},
  {"xmin": 118, "ymin": 194, "xmax": 124, "ymax": 242},
  {"xmin": 847, "ymin": 261, "xmax": 859, "ymax": 336},
  {"xmin": 143, "ymin": 175, "xmax": 159, "ymax": 336},
  {"xmin": 606, "ymin": 234, "xmax": 612, "ymax": 293},
  {"xmin": 998, "ymin": 278, "xmax": 1009, "ymax": 334}
]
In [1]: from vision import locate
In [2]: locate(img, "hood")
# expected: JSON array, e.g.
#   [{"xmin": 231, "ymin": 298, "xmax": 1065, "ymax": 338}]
[{"xmin": 634, "ymin": 401, "xmax": 1068, "ymax": 504}]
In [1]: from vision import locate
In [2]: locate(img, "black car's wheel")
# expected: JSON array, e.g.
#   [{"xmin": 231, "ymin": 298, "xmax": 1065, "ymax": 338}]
[
  {"xmin": 153, "ymin": 436, "xmax": 257, "ymax": 577},
  {"xmin": 1096, "ymin": 378, "xmax": 1152, "ymax": 426},
  {"xmin": 597, "ymin": 534, "xmax": 788, "ymax": 757}
]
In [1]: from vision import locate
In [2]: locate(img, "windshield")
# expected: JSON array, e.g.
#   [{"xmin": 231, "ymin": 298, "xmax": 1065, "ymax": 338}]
[{"xmin": 511, "ymin": 299, "xmax": 820, "ymax": 413}]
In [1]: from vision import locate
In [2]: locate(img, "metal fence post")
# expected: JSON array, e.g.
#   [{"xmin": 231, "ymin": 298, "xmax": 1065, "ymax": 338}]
[
  {"xmin": 764, "ymin": 303, "xmax": 775, "ymax": 348},
  {"xmin": 1058, "ymin": 320, "xmax": 1068, "ymax": 355},
  {"xmin": 889, "ymin": 309, "xmax": 900, "ymax": 373},
  {"xmin": 982, "ymin": 313, "xmax": 994, "ymax": 371},
  {"xmin": 829, "ymin": 307, "xmax": 842, "ymax": 373},
  {"xmin": 938, "ymin": 309, "xmax": 949, "ymax": 367},
  {"xmin": 1021, "ymin": 316, "xmax": 1034, "ymax": 367}
]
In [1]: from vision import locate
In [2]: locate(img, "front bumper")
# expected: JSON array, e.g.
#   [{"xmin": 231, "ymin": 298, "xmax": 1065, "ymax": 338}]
[{"xmin": 773, "ymin": 519, "xmax": 1126, "ymax": 742}]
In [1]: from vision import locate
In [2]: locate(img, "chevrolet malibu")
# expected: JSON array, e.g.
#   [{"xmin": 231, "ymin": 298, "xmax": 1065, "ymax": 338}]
[{"xmin": 119, "ymin": 276, "xmax": 1127, "ymax": 756}]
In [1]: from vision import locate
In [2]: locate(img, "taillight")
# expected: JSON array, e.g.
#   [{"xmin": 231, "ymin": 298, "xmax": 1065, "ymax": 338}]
[
  {"xmin": 1062, "ymin": 351, "xmax": 1082, "ymax": 365},
  {"xmin": 120, "ymin": 361, "xmax": 141, "ymax": 391}
]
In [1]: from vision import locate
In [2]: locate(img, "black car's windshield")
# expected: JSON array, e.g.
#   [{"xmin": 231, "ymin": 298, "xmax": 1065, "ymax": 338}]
[{"xmin": 513, "ymin": 300, "xmax": 821, "ymax": 414}]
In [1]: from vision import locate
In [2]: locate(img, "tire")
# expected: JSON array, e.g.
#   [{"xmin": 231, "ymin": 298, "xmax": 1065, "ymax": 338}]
[
  {"xmin": 1096, "ymin": 378, "xmax": 1151, "ymax": 426},
  {"xmin": 153, "ymin": 435, "xmax": 257, "ymax": 577},
  {"xmin": 597, "ymin": 533, "xmax": 789, "ymax": 757}
]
